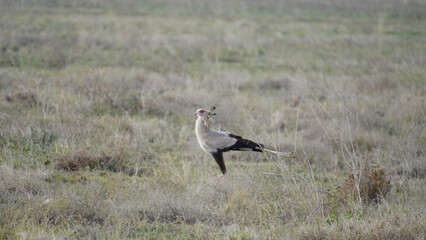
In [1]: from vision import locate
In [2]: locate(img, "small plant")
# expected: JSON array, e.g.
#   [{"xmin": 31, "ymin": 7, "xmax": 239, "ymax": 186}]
[
  {"xmin": 325, "ymin": 210, "xmax": 338, "ymax": 224},
  {"xmin": 338, "ymin": 167, "xmax": 391, "ymax": 205}
]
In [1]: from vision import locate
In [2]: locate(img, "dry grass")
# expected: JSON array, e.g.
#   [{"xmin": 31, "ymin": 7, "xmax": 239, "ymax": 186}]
[
  {"xmin": 334, "ymin": 166, "xmax": 391, "ymax": 205},
  {"xmin": 53, "ymin": 135, "xmax": 132, "ymax": 172},
  {"xmin": 5, "ymin": 91, "xmax": 39, "ymax": 107},
  {"xmin": 0, "ymin": 0, "xmax": 425, "ymax": 239}
]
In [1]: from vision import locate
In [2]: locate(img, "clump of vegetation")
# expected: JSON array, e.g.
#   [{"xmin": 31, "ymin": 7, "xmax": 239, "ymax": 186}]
[
  {"xmin": 54, "ymin": 139, "xmax": 136, "ymax": 175},
  {"xmin": 337, "ymin": 167, "xmax": 391, "ymax": 205},
  {"xmin": 5, "ymin": 91, "xmax": 39, "ymax": 107},
  {"xmin": 54, "ymin": 151, "xmax": 129, "ymax": 173}
]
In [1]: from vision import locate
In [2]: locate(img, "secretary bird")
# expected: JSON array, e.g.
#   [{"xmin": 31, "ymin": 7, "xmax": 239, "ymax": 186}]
[{"xmin": 194, "ymin": 106, "xmax": 291, "ymax": 178}]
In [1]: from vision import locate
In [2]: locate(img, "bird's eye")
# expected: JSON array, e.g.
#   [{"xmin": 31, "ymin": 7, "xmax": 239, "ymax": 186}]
[{"xmin": 199, "ymin": 110, "xmax": 205, "ymax": 114}]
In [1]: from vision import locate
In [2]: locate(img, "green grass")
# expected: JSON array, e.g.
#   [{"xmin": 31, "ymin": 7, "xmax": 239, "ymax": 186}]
[{"xmin": 0, "ymin": 0, "xmax": 425, "ymax": 239}]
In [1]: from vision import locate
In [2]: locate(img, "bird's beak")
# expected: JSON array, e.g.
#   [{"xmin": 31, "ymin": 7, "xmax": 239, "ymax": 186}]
[{"xmin": 194, "ymin": 111, "xmax": 198, "ymax": 116}]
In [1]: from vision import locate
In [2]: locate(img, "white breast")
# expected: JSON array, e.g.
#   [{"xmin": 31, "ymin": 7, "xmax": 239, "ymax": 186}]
[{"xmin": 195, "ymin": 117, "xmax": 237, "ymax": 153}]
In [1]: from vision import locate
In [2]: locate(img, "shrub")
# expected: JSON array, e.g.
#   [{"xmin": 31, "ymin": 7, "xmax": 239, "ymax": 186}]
[{"xmin": 337, "ymin": 167, "xmax": 391, "ymax": 205}]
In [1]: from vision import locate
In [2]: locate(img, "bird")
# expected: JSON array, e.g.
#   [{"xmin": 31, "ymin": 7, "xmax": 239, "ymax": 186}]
[{"xmin": 194, "ymin": 106, "xmax": 292, "ymax": 179}]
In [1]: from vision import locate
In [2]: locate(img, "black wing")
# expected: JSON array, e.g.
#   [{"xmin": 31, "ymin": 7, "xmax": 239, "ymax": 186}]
[
  {"xmin": 211, "ymin": 151, "xmax": 227, "ymax": 174},
  {"xmin": 222, "ymin": 134, "xmax": 264, "ymax": 152}
]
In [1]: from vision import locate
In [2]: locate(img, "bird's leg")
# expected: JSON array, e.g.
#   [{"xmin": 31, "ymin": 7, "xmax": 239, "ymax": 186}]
[{"xmin": 210, "ymin": 174, "xmax": 225, "ymax": 183}]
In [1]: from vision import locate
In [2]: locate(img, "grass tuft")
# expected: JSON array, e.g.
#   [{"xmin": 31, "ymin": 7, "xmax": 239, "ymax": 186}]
[
  {"xmin": 54, "ymin": 138, "xmax": 136, "ymax": 175},
  {"xmin": 5, "ymin": 91, "xmax": 39, "ymax": 107},
  {"xmin": 337, "ymin": 167, "xmax": 391, "ymax": 205}
]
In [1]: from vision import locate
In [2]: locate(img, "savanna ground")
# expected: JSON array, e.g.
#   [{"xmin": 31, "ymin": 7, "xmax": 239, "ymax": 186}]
[{"xmin": 0, "ymin": 0, "xmax": 425, "ymax": 239}]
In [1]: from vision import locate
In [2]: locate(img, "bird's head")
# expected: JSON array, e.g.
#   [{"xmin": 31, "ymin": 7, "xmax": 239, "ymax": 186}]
[
  {"xmin": 194, "ymin": 109, "xmax": 209, "ymax": 118},
  {"xmin": 195, "ymin": 106, "xmax": 216, "ymax": 119}
]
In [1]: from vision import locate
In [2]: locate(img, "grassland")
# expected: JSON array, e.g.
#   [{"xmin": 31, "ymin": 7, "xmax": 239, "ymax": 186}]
[{"xmin": 0, "ymin": 0, "xmax": 425, "ymax": 239}]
